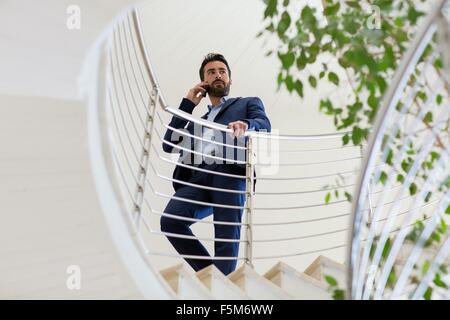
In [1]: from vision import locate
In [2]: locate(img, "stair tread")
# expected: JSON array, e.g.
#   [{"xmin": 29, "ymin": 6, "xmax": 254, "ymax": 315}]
[
  {"xmin": 160, "ymin": 263, "xmax": 212, "ymax": 299},
  {"xmin": 228, "ymin": 264, "xmax": 294, "ymax": 299},
  {"xmin": 196, "ymin": 265, "xmax": 249, "ymax": 299},
  {"xmin": 264, "ymin": 261, "xmax": 328, "ymax": 289}
]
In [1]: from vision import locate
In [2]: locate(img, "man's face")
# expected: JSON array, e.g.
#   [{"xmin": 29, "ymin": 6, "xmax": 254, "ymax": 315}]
[{"xmin": 203, "ymin": 60, "xmax": 232, "ymax": 97}]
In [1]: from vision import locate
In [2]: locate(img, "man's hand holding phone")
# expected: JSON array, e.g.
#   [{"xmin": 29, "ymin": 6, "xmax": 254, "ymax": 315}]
[{"xmin": 186, "ymin": 82, "xmax": 209, "ymax": 106}]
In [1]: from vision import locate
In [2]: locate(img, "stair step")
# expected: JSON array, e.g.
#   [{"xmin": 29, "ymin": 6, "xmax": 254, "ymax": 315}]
[
  {"xmin": 228, "ymin": 264, "xmax": 294, "ymax": 300},
  {"xmin": 196, "ymin": 265, "xmax": 249, "ymax": 300},
  {"xmin": 160, "ymin": 263, "xmax": 212, "ymax": 299},
  {"xmin": 264, "ymin": 261, "xmax": 331, "ymax": 299},
  {"xmin": 304, "ymin": 255, "xmax": 346, "ymax": 289}
]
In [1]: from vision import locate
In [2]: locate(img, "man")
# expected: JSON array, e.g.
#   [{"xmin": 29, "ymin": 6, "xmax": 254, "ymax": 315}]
[{"xmin": 160, "ymin": 53, "xmax": 271, "ymax": 275}]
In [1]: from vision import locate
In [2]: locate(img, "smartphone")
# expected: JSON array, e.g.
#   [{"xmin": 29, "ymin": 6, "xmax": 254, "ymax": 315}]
[{"xmin": 201, "ymin": 84, "xmax": 210, "ymax": 97}]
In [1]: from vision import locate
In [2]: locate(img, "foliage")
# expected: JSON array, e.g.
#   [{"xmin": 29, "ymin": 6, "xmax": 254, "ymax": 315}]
[
  {"xmin": 260, "ymin": 0, "xmax": 448, "ymax": 203},
  {"xmin": 260, "ymin": 0, "xmax": 450, "ymax": 300},
  {"xmin": 325, "ymin": 275, "xmax": 346, "ymax": 299}
]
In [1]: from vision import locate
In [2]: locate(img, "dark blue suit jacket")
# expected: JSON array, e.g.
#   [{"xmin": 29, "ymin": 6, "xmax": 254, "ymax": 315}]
[{"xmin": 162, "ymin": 97, "xmax": 271, "ymax": 191}]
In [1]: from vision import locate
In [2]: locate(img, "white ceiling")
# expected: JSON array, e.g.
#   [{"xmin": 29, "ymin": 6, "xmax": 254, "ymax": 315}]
[
  {"xmin": 138, "ymin": 0, "xmax": 338, "ymax": 134},
  {"xmin": 0, "ymin": 0, "xmax": 339, "ymax": 134},
  {"xmin": 0, "ymin": 0, "xmax": 135, "ymax": 100}
]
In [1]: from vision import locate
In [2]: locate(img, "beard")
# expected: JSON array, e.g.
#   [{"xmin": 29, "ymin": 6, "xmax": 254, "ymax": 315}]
[{"xmin": 208, "ymin": 80, "xmax": 230, "ymax": 97}]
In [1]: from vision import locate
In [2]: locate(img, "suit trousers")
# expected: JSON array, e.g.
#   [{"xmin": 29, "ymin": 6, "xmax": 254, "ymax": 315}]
[{"xmin": 160, "ymin": 163, "xmax": 246, "ymax": 275}]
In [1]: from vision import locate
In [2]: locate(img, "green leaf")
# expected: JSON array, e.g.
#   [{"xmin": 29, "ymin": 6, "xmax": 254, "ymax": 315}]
[
  {"xmin": 379, "ymin": 46, "xmax": 395, "ymax": 71},
  {"xmin": 344, "ymin": 191, "xmax": 353, "ymax": 202},
  {"xmin": 308, "ymin": 75, "xmax": 317, "ymax": 88},
  {"xmin": 431, "ymin": 231, "xmax": 441, "ymax": 243},
  {"xmin": 368, "ymin": 94, "xmax": 379, "ymax": 110},
  {"xmin": 332, "ymin": 289, "xmax": 345, "ymax": 300},
  {"xmin": 376, "ymin": 0, "xmax": 393, "ymax": 11},
  {"xmin": 296, "ymin": 51, "xmax": 307, "ymax": 70},
  {"xmin": 382, "ymin": 237, "xmax": 392, "ymax": 259},
  {"xmin": 436, "ymin": 94, "xmax": 443, "ymax": 105},
  {"xmin": 397, "ymin": 174, "xmax": 404, "ymax": 183},
  {"xmin": 423, "ymin": 287, "xmax": 432, "ymax": 300},
  {"xmin": 345, "ymin": 1, "xmax": 360, "ymax": 9},
  {"xmin": 409, "ymin": 183, "xmax": 417, "ymax": 196},
  {"xmin": 343, "ymin": 15, "xmax": 360, "ymax": 34},
  {"xmin": 324, "ymin": 2, "xmax": 340, "ymax": 16},
  {"xmin": 301, "ymin": 6, "xmax": 317, "ymax": 30},
  {"xmin": 325, "ymin": 192, "xmax": 331, "ymax": 204},
  {"xmin": 439, "ymin": 218, "xmax": 447, "ymax": 234},
  {"xmin": 277, "ymin": 11, "xmax": 292, "ymax": 36},
  {"xmin": 424, "ymin": 192, "xmax": 432, "ymax": 203},
  {"xmin": 379, "ymin": 171, "xmax": 387, "ymax": 185},
  {"xmin": 264, "ymin": 0, "xmax": 278, "ymax": 18},
  {"xmin": 376, "ymin": 76, "xmax": 387, "ymax": 94},
  {"xmin": 422, "ymin": 260, "xmax": 430, "ymax": 276},
  {"xmin": 283, "ymin": 0, "xmax": 289, "ymax": 6},
  {"xmin": 352, "ymin": 126, "xmax": 363, "ymax": 145},
  {"xmin": 294, "ymin": 79, "xmax": 303, "ymax": 98},
  {"xmin": 424, "ymin": 111, "xmax": 433, "ymax": 124},
  {"xmin": 394, "ymin": 17, "xmax": 404, "ymax": 27},
  {"xmin": 328, "ymin": 72, "xmax": 340, "ymax": 85},
  {"xmin": 325, "ymin": 275, "xmax": 337, "ymax": 286},
  {"xmin": 278, "ymin": 51, "xmax": 295, "ymax": 69},
  {"xmin": 433, "ymin": 273, "xmax": 448, "ymax": 289},
  {"xmin": 446, "ymin": 204, "xmax": 450, "ymax": 215},
  {"xmin": 277, "ymin": 72, "xmax": 283, "ymax": 88},
  {"xmin": 319, "ymin": 70, "xmax": 326, "ymax": 79},
  {"xmin": 387, "ymin": 268, "xmax": 396, "ymax": 288},
  {"xmin": 434, "ymin": 57, "xmax": 443, "ymax": 69},
  {"xmin": 342, "ymin": 134, "xmax": 350, "ymax": 145},
  {"xmin": 407, "ymin": 6, "xmax": 425, "ymax": 25},
  {"xmin": 386, "ymin": 148, "xmax": 393, "ymax": 165},
  {"xmin": 265, "ymin": 22, "xmax": 275, "ymax": 32},
  {"xmin": 285, "ymin": 75, "xmax": 294, "ymax": 92},
  {"xmin": 430, "ymin": 151, "xmax": 440, "ymax": 161},
  {"xmin": 417, "ymin": 91, "xmax": 427, "ymax": 102},
  {"xmin": 401, "ymin": 158, "xmax": 412, "ymax": 173}
]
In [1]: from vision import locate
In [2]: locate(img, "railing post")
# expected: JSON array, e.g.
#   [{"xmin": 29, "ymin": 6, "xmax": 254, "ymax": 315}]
[
  {"xmin": 132, "ymin": 86, "xmax": 159, "ymax": 230},
  {"xmin": 359, "ymin": 144, "xmax": 374, "ymax": 225},
  {"xmin": 244, "ymin": 134, "xmax": 255, "ymax": 268}
]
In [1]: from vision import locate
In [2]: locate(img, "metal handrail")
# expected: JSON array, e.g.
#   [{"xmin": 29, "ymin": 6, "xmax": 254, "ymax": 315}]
[
  {"xmin": 104, "ymin": 7, "xmax": 362, "ymax": 268},
  {"xmin": 348, "ymin": 0, "xmax": 450, "ymax": 300},
  {"xmin": 155, "ymin": 111, "xmax": 248, "ymax": 150},
  {"xmin": 153, "ymin": 128, "xmax": 248, "ymax": 165},
  {"xmin": 88, "ymin": 5, "xmax": 418, "ymax": 299}
]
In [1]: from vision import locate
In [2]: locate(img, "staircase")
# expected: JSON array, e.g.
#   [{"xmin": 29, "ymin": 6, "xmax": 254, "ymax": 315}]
[
  {"xmin": 83, "ymin": 1, "xmax": 450, "ymax": 300},
  {"xmin": 83, "ymin": 5, "xmax": 356, "ymax": 299},
  {"xmin": 159, "ymin": 257, "xmax": 345, "ymax": 299}
]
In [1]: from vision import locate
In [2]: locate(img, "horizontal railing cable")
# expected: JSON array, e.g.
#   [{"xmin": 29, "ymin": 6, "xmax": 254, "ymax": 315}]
[
  {"xmin": 150, "ymin": 143, "xmax": 246, "ymax": 179},
  {"xmin": 155, "ymin": 110, "xmax": 248, "ymax": 150}
]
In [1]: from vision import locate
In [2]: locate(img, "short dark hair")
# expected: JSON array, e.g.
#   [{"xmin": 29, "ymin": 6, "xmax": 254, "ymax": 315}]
[{"xmin": 199, "ymin": 53, "xmax": 231, "ymax": 81}]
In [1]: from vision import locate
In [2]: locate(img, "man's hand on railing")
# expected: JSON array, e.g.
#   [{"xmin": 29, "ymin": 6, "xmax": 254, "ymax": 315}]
[
  {"xmin": 227, "ymin": 120, "xmax": 248, "ymax": 138},
  {"xmin": 185, "ymin": 82, "xmax": 209, "ymax": 106}
]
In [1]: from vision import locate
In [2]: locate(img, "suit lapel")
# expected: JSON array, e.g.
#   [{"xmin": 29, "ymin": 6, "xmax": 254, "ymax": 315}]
[
  {"xmin": 214, "ymin": 97, "xmax": 241, "ymax": 120},
  {"xmin": 199, "ymin": 97, "xmax": 241, "ymax": 121}
]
